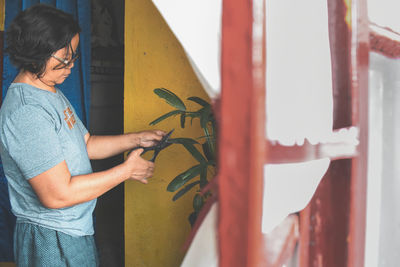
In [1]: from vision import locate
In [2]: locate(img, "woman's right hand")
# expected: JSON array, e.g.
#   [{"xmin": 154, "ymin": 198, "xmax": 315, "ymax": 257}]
[{"xmin": 124, "ymin": 148, "xmax": 155, "ymax": 184}]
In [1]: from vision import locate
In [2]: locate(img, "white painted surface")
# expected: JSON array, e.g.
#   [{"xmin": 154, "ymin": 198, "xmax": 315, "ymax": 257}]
[
  {"xmin": 262, "ymin": 159, "xmax": 330, "ymax": 234},
  {"xmin": 151, "ymin": 0, "xmax": 222, "ymax": 97},
  {"xmin": 368, "ymin": 1, "xmax": 400, "ymax": 32},
  {"xmin": 180, "ymin": 203, "xmax": 218, "ymax": 267},
  {"xmin": 365, "ymin": 52, "xmax": 400, "ymax": 267},
  {"xmin": 262, "ymin": 0, "xmax": 333, "ymax": 234},
  {"xmin": 365, "ymin": 53, "xmax": 384, "ymax": 267},
  {"xmin": 265, "ymin": 0, "xmax": 333, "ymax": 146}
]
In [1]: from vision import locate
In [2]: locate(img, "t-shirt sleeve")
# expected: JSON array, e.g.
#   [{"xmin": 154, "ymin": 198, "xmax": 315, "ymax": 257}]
[
  {"xmin": 75, "ymin": 115, "xmax": 88, "ymax": 136},
  {"xmin": 1, "ymin": 105, "xmax": 64, "ymax": 180},
  {"xmin": 68, "ymin": 104, "xmax": 88, "ymax": 137}
]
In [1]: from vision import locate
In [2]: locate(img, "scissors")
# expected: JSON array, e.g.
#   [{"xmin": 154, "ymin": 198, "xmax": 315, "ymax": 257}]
[{"xmin": 128, "ymin": 129, "xmax": 175, "ymax": 162}]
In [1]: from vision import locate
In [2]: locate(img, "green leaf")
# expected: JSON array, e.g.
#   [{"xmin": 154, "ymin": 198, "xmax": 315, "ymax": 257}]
[
  {"xmin": 154, "ymin": 88, "xmax": 186, "ymax": 111},
  {"xmin": 184, "ymin": 112, "xmax": 200, "ymax": 126},
  {"xmin": 196, "ymin": 135, "xmax": 215, "ymax": 140},
  {"xmin": 149, "ymin": 110, "xmax": 182, "ymax": 125},
  {"xmin": 199, "ymin": 168, "xmax": 208, "ymax": 188},
  {"xmin": 167, "ymin": 164, "xmax": 204, "ymax": 192},
  {"xmin": 180, "ymin": 113, "xmax": 186, "ymax": 128},
  {"xmin": 202, "ymin": 117, "xmax": 216, "ymax": 156},
  {"xmin": 186, "ymin": 111, "xmax": 201, "ymax": 118},
  {"xmin": 207, "ymin": 160, "xmax": 216, "ymax": 166},
  {"xmin": 172, "ymin": 181, "xmax": 201, "ymax": 201},
  {"xmin": 187, "ymin": 96, "xmax": 210, "ymax": 107},
  {"xmin": 200, "ymin": 106, "xmax": 211, "ymax": 129},
  {"xmin": 193, "ymin": 194, "xmax": 204, "ymax": 212},
  {"xmin": 210, "ymin": 113, "xmax": 216, "ymax": 128},
  {"xmin": 188, "ymin": 211, "xmax": 198, "ymax": 227},
  {"xmin": 202, "ymin": 142, "xmax": 214, "ymax": 162},
  {"xmin": 181, "ymin": 142, "xmax": 207, "ymax": 164}
]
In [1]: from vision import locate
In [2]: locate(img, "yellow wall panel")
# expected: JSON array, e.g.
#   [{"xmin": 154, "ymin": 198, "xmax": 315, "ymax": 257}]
[
  {"xmin": 124, "ymin": 0, "xmax": 210, "ymax": 266},
  {"xmin": 0, "ymin": 0, "xmax": 4, "ymax": 31}
]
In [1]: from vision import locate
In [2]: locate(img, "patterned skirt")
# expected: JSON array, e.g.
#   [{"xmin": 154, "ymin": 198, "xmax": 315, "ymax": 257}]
[{"xmin": 14, "ymin": 222, "xmax": 99, "ymax": 267}]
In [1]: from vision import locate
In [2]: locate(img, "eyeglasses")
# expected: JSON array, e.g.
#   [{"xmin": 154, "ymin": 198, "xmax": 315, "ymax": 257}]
[{"xmin": 51, "ymin": 44, "xmax": 79, "ymax": 70}]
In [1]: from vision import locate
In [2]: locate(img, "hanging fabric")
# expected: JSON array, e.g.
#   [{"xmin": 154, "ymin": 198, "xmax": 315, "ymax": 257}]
[
  {"xmin": 0, "ymin": 0, "xmax": 91, "ymax": 262},
  {"xmin": 2, "ymin": 0, "xmax": 91, "ymax": 124}
]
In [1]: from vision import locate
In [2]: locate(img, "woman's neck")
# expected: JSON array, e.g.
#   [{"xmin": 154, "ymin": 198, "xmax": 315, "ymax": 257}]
[{"xmin": 13, "ymin": 71, "xmax": 56, "ymax": 93}]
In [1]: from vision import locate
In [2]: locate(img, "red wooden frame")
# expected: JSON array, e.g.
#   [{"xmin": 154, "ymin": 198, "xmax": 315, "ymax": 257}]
[
  {"xmin": 217, "ymin": 0, "xmax": 369, "ymax": 266},
  {"xmin": 369, "ymin": 23, "xmax": 400, "ymax": 58},
  {"xmin": 264, "ymin": 215, "xmax": 299, "ymax": 267},
  {"xmin": 218, "ymin": 0, "xmax": 265, "ymax": 266},
  {"xmin": 299, "ymin": 1, "xmax": 353, "ymax": 266},
  {"xmin": 298, "ymin": 1, "xmax": 369, "ymax": 266},
  {"xmin": 348, "ymin": 1, "xmax": 369, "ymax": 266}
]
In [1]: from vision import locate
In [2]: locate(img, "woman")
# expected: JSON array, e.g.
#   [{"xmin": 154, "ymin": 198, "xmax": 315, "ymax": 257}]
[{"xmin": 0, "ymin": 4, "xmax": 164, "ymax": 266}]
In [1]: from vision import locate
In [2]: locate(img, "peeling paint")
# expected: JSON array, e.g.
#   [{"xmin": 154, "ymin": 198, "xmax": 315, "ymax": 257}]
[
  {"xmin": 344, "ymin": 0, "xmax": 351, "ymax": 28},
  {"xmin": 317, "ymin": 253, "xmax": 323, "ymax": 267},
  {"xmin": 315, "ymin": 213, "xmax": 322, "ymax": 233},
  {"xmin": 314, "ymin": 199, "xmax": 322, "ymax": 236}
]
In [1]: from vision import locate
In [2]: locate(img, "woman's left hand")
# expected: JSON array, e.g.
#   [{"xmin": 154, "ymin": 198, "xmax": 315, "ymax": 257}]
[{"xmin": 136, "ymin": 130, "xmax": 165, "ymax": 148}]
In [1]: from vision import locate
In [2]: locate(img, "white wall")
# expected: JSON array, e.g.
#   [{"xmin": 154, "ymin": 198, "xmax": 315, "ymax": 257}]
[{"xmin": 366, "ymin": 52, "xmax": 400, "ymax": 267}]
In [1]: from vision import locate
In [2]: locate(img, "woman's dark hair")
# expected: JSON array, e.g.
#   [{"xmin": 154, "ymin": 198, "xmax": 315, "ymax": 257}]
[{"xmin": 5, "ymin": 4, "xmax": 81, "ymax": 77}]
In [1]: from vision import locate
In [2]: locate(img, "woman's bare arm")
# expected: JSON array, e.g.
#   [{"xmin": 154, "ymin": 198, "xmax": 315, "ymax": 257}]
[
  {"xmin": 85, "ymin": 130, "xmax": 165, "ymax": 160},
  {"xmin": 28, "ymin": 148, "xmax": 153, "ymax": 209}
]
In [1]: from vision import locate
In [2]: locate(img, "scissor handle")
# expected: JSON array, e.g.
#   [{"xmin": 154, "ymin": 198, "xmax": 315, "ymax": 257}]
[{"xmin": 126, "ymin": 129, "xmax": 175, "ymax": 161}]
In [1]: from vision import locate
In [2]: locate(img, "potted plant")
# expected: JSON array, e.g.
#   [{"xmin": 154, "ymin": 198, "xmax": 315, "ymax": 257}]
[{"xmin": 150, "ymin": 88, "xmax": 217, "ymax": 226}]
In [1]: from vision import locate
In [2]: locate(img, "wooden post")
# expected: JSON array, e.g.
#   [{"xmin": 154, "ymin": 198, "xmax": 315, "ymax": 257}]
[
  {"xmin": 348, "ymin": 0, "xmax": 369, "ymax": 266},
  {"xmin": 218, "ymin": 0, "xmax": 266, "ymax": 266},
  {"xmin": 299, "ymin": 0, "xmax": 369, "ymax": 266}
]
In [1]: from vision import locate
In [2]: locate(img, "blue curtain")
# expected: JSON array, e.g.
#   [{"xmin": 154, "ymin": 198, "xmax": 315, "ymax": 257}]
[{"xmin": 0, "ymin": 0, "xmax": 91, "ymax": 261}]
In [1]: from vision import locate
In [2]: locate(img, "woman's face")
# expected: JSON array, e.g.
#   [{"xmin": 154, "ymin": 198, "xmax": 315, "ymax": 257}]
[{"xmin": 40, "ymin": 34, "xmax": 80, "ymax": 86}]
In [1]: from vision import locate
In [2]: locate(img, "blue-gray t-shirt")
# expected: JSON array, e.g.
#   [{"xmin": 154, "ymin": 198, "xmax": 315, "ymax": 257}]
[{"xmin": 0, "ymin": 83, "xmax": 96, "ymax": 236}]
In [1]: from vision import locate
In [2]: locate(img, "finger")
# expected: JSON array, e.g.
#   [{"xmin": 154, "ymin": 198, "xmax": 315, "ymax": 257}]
[
  {"xmin": 140, "ymin": 141, "xmax": 157, "ymax": 147},
  {"xmin": 146, "ymin": 130, "xmax": 164, "ymax": 140},
  {"xmin": 147, "ymin": 162, "xmax": 155, "ymax": 169},
  {"xmin": 140, "ymin": 135, "xmax": 161, "ymax": 144},
  {"xmin": 151, "ymin": 132, "xmax": 163, "ymax": 141},
  {"xmin": 154, "ymin": 130, "xmax": 166, "ymax": 136},
  {"xmin": 130, "ymin": 175, "xmax": 147, "ymax": 184},
  {"xmin": 131, "ymin": 148, "xmax": 144, "ymax": 157},
  {"xmin": 144, "ymin": 166, "xmax": 154, "ymax": 177}
]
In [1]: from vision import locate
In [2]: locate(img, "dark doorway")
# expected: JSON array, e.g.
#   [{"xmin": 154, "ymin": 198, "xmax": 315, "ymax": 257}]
[{"xmin": 90, "ymin": 0, "xmax": 125, "ymax": 266}]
